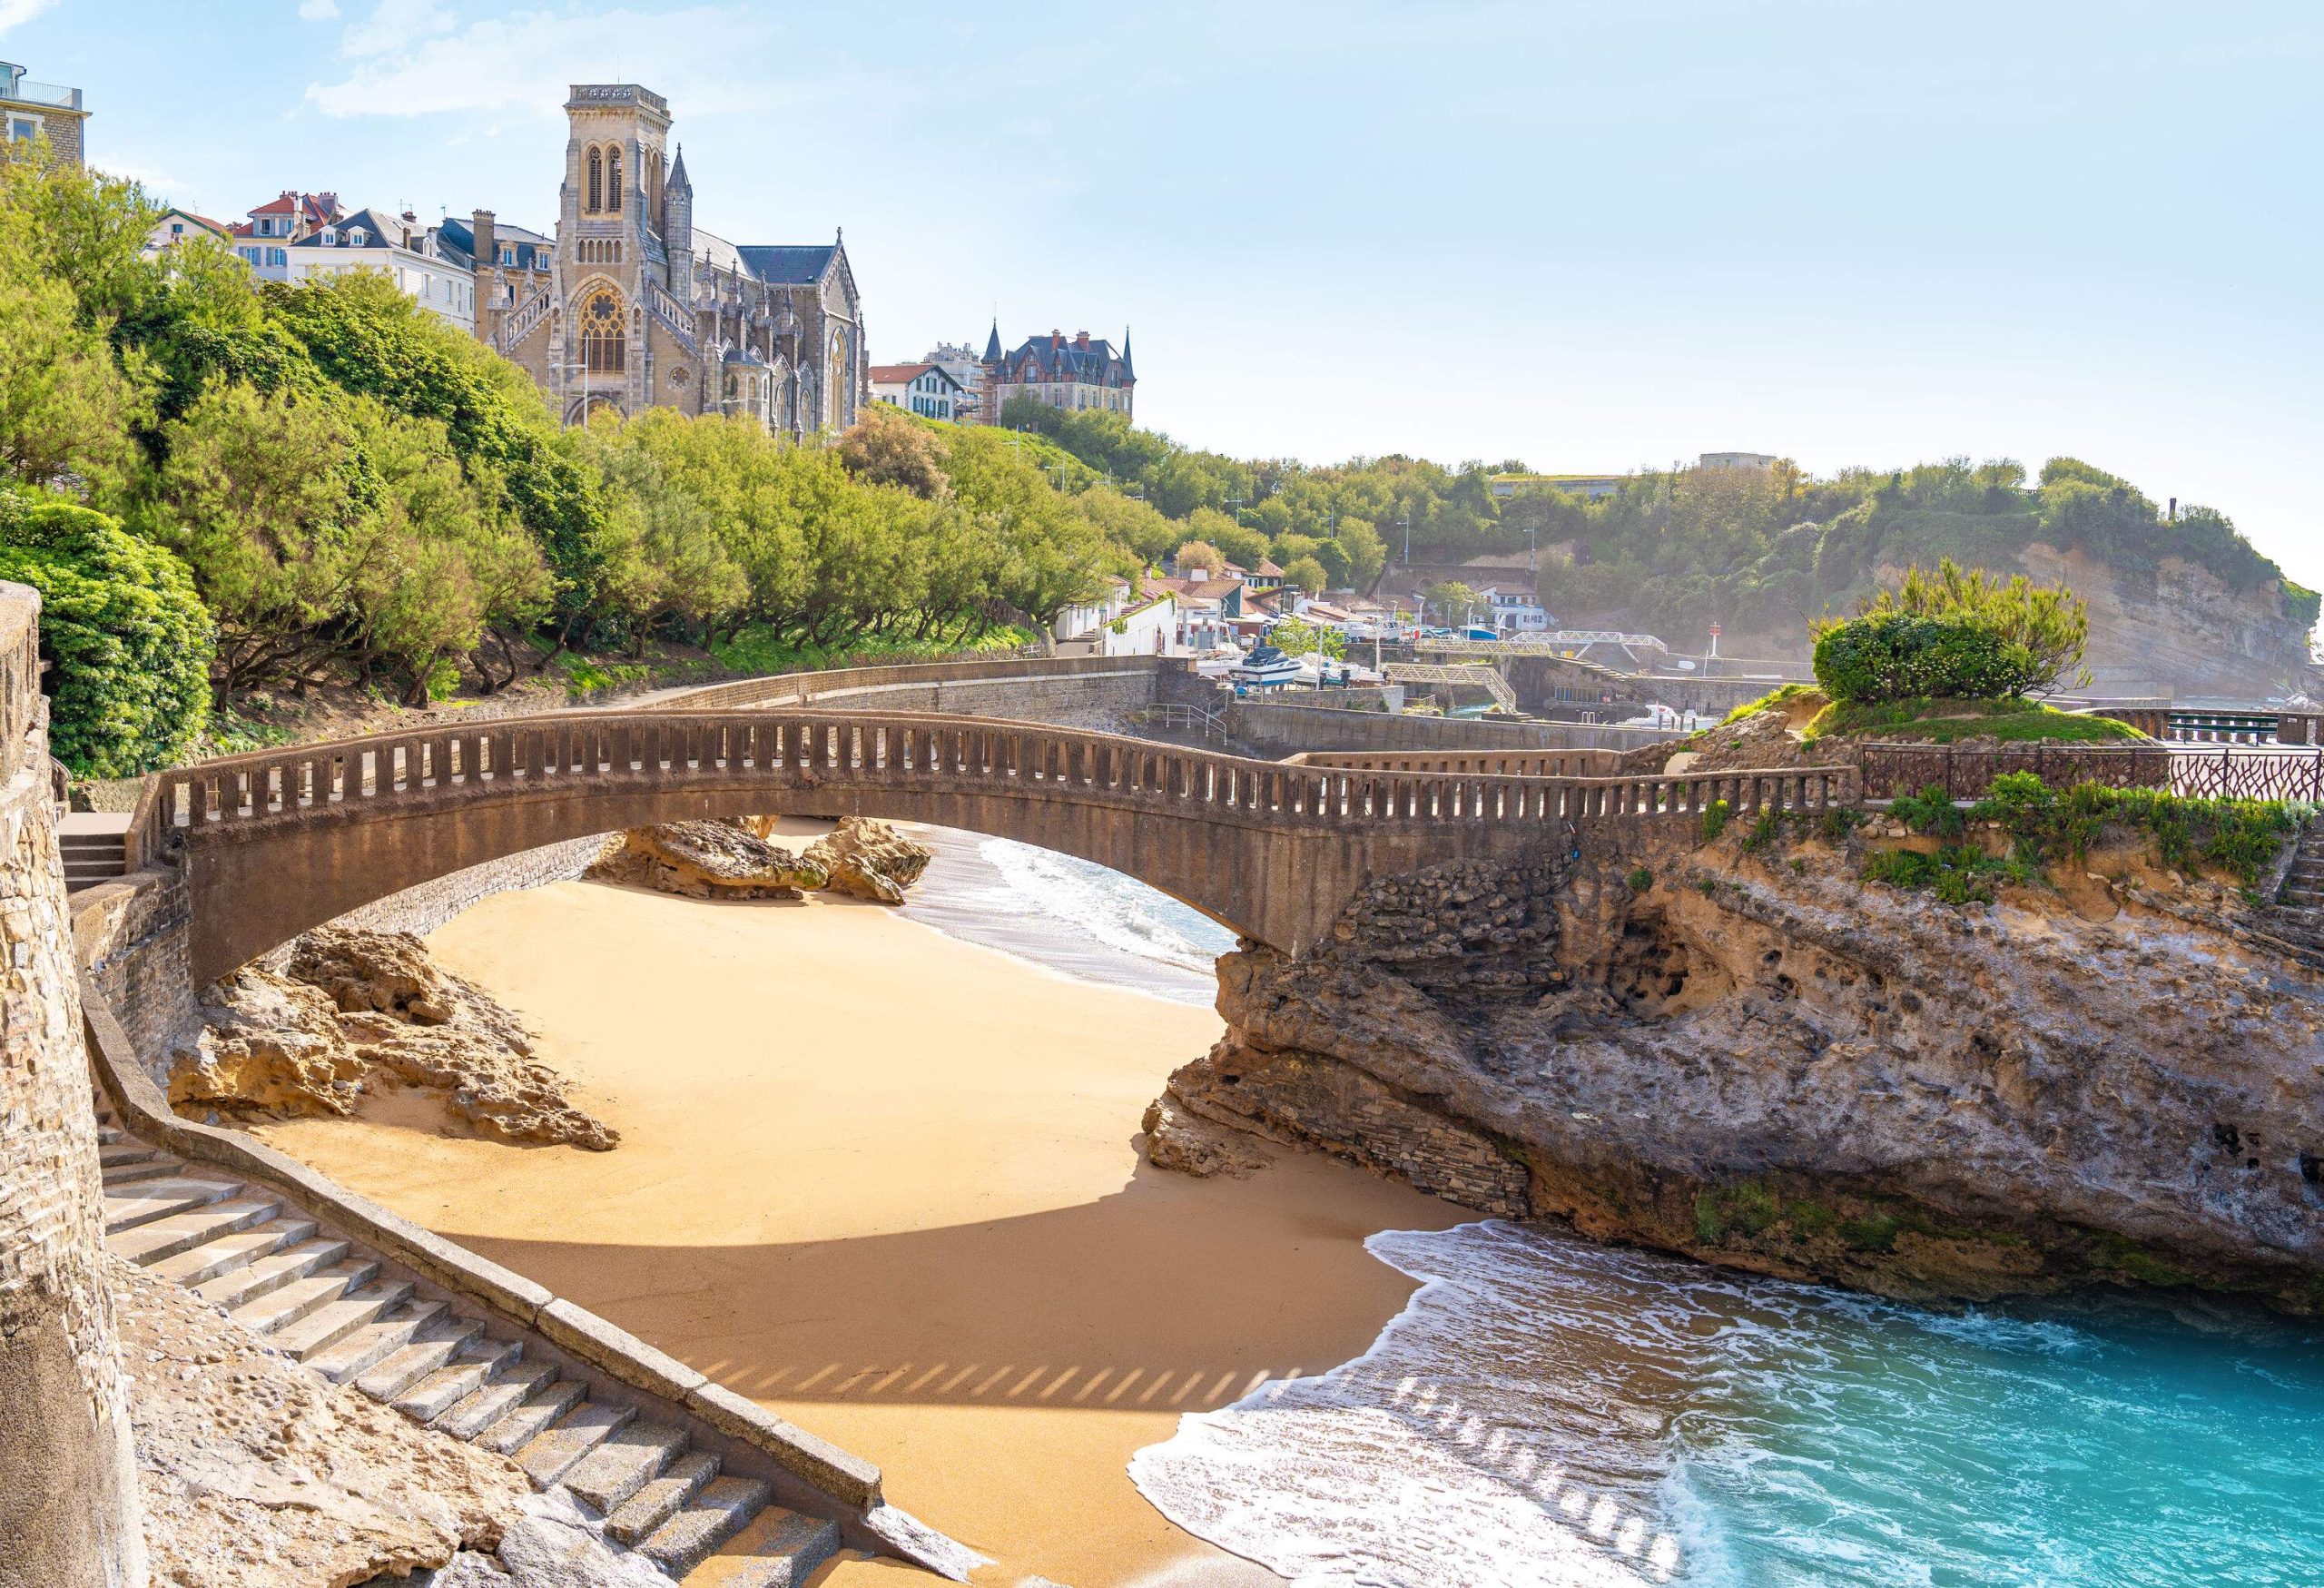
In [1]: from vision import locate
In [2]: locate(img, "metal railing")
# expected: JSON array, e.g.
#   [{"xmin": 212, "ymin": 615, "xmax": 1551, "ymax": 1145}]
[
  {"xmin": 1859, "ymin": 741, "xmax": 2324, "ymax": 804},
  {"xmin": 3, "ymin": 79, "xmax": 82, "ymax": 111}
]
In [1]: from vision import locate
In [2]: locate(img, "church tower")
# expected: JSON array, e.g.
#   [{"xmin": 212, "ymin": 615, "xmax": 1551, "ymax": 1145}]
[
  {"xmin": 554, "ymin": 83, "xmax": 674, "ymax": 420},
  {"xmin": 665, "ymin": 143, "xmax": 694, "ymax": 311}
]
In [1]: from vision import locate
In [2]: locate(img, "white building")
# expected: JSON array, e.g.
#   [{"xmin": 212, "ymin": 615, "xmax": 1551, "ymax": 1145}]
[
  {"xmin": 1488, "ymin": 472, "xmax": 1631, "ymax": 501},
  {"xmin": 284, "ymin": 206, "xmax": 477, "ymax": 331},
  {"xmin": 1478, "ymin": 584, "xmax": 1552, "ymax": 633},
  {"xmin": 869, "ymin": 361, "xmax": 966, "ymax": 421},
  {"xmin": 143, "ymin": 206, "xmax": 231, "ymax": 257},
  {"xmin": 1699, "ymin": 451, "xmax": 1777, "ymax": 472},
  {"xmin": 922, "ymin": 341, "xmax": 992, "ymax": 423},
  {"xmin": 231, "ymin": 190, "xmax": 341, "ymax": 281}
]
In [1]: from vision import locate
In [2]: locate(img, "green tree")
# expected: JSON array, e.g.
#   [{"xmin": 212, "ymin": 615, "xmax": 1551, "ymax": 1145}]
[
  {"xmin": 0, "ymin": 494, "xmax": 212, "ymax": 774},
  {"xmin": 1268, "ymin": 614, "xmax": 1346, "ymax": 659},
  {"xmin": 837, "ymin": 404, "xmax": 950, "ymax": 499},
  {"xmin": 1173, "ymin": 539, "xmax": 1225, "ymax": 577},
  {"xmin": 1281, "ymin": 554, "xmax": 1330, "ymax": 595},
  {"xmin": 1420, "ymin": 579, "xmax": 1480, "ymax": 626}
]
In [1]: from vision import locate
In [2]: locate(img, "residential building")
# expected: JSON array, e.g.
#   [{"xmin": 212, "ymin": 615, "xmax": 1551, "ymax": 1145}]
[
  {"xmin": 1478, "ymin": 584, "xmax": 1553, "ymax": 633},
  {"xmin": 0, "ymin": 61, "xmax": 87, "ymax": 169},
  {"xmin": 143, "ymin": 207, "xmax": 231, "ymax": 257},
  {"xmin": 231, "ymin": 191, "xmax": 342, "ymax": 281},
  {"xmin": 474, "ymin": 82, "xmax": 866, "ymax": 439},
  {"xmin": 438, "ymin": 213, "xmax": 554, "ymax": 330},
  {"xmin": 1489, "ymin": 472, "xmax": 1631, "ymax": 501},
  {"xmin": 982, "ymin": 323, "xmax": 1134, "ymax": 419},
  {"xmin": 870, "ymin": 361, "xmax": 966, "ymax": 421},
  {"xmin": 1699, "ymin": 451, "xmax": 1777, "ymax": 472},
  {"xmin": 285, "ymin": 206, "xmax": 478, "ymax": 330},
  {"xmin": 923, "ymin": 341, "xmax": 993, "ymax": 423}
]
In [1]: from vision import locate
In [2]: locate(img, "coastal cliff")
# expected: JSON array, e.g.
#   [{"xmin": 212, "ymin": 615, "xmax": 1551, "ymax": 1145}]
[{"xmin": 1156, "ymin": 819, "xmax": 2324, "ymax": 1310}]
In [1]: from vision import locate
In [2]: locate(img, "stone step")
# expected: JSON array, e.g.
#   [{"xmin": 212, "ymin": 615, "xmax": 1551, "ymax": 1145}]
[
  {"xmin": 395, "ymin": 1337, "xmax": 523, "ymax": 1425},
  {"xmin": 639, "ymin": 1475, "xmax": 773, "ymax": 1575},
  {"xmin": 563, "ymin": 1419, "xmax": 690, "ymax": 1514},
  {"xmin": 605, "ymin": 1450, "xmax": 719, "ymax": 1544},
  {"xmin": 517, "ymin": 1399, "xmax": 637, "ymax": 1489},
  {"xmin": 225, "ymin": 1258, "xmax": 378, "ymax": 1336},
  {"xmin": 112, "ymin": 1198, "xmax": 286, "ymax": 1269},
  {"xmin": 103, "ymin": 1176, "xmax": 241, "ymax": 1233},
  {"xmin": 98, "ymin": 1142, "xmax": 160, "ymax": 1172},
  {"xmin": 192, "ymin": 1237, "xmax": 350, "ymax": 1310},
  {"xmin": 435, "ymin": 1359, "xmax": 558, "ymax": 1441},
  {"xmin": 476, "ymin": 1377, "xmax": 586, "ymax": 1456},
  {"xmin": 99, "ymin": 1158, "xmax": 179, "ymax": 1187},
  {"xmin": 306, "ymin": 1300, "xmax": 451, "ymax": 1385},
  {"xmin": 356, "ymin": 1317, "xmax": 491, "ymax": 1401},
  {"xmin": 711, "ymin": 1507, "xmax": 844, "ymax": 1588},
  {"xmin": 149, "ymin": 1216, "xmax": 319, "ymax": 1288},
  {"xmin": 271, "ymin": 1281, "xmax": 415, "ymax": 1361},
  {"xmin": 96, "ymin": 1124, "xmax": 123, "ymax": 1147}
]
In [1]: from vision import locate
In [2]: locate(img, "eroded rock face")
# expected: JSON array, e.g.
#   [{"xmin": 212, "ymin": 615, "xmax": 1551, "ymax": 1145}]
[
  {"xmin": 119, "ymin": 1251, "xmax": 528, "ymax": 1587},
  {"xmin": 170, "ymin": 929, "xmax": 617, "ymax": 1150},
  {"xmin": 804, "ymin": 817, "xmax": 932, "ymax": 905},
  {"xmin": 1157, "ymin": 825, "xmax": 2324, "ymax": 1311},
  {"xmin": 589, "ymin": 819, "xmax": 829, "ymax": 899}
]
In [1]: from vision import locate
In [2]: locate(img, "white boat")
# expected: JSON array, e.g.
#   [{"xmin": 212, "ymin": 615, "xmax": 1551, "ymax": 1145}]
[{"xmin": 1228, "ymin": 645, "xmax": 1304, "ymax": 686}]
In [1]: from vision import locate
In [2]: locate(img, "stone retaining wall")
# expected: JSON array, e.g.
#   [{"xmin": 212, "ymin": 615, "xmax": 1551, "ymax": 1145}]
[
  {"xmin": 1227, "ymin": 699, "xmax": 1687, "ymax": 758},
  {"xmin": 0, "ymin": 581, "xmax": 145, "ymax": 1588}
]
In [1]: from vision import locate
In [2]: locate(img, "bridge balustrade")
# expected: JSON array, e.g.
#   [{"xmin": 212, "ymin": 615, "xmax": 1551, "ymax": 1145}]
[{"xmin": 143, "ymin": 711, "xmax": 1862, "ymax": 849}]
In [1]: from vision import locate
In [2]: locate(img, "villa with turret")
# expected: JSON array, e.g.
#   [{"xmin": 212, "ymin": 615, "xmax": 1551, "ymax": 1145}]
[{"xmin": 471, "ymin": 82, "xmax": 867, "ymax": 438}]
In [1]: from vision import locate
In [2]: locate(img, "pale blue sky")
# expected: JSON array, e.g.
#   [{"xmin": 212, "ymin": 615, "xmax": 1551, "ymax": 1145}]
[{"xmin": 7, "ymin": 0, "xmax": 2319, "ymax": 588}]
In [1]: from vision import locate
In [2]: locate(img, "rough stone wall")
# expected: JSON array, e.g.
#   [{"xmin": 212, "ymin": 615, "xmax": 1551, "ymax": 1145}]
[
  {"xmin": 0, "ymin": 583, "xmax": 145, "ymax": 1587},
  {"xmin": 1227, "ymin": 699, "xmax": 1680, "ymax": 758},
  {"xmin": 308, "ymin": 832, "xmax": 621, "ymax": 945},
  {"xmin": 74, "ymin": 872, "xmax": 199, "ymax": 1070}
]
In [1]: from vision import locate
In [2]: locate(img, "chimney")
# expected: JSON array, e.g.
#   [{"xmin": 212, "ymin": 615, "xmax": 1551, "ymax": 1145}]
[
  {"xmin": 1050, "ymin": 329, "xmax": 1062, "ymax": 349},
  {"xmin": 472, "ymin": 209, "xmax": 497, "ymax": 271},
  {"xmin": 1075, "ymin": 330, "xmax": 1089, "ymax": 348}
]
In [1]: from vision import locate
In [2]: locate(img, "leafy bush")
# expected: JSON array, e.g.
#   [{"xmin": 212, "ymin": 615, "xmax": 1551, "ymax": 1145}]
[
  {"xmin": 1743, "ymin": 809, "xmax": 1783, "ymax": 853},
  {"xmin": 1812, "ymin": 612, "xmax": 2040, "ymax": 704},
  {"xmin": 1700, "ymin": 798, "xmax": 1731, "ymax": 841},
  {"xmin": 1889, "ymin": 784, "xmax": 1965, "ymax": 839},
  {"xmin": 1626, "ymin": 865, "xmax": 1653, "ymax": 892},
  {"xmin": 0, "ymin": 496, "xmax": 212, "ymax": 775}
]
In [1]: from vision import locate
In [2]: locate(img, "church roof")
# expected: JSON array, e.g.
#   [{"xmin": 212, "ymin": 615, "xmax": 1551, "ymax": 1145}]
[
  {"xmin": 669, "ymin": 143, "xmax": 690, "ymax": 192},
  {"xmin": 982, "ymin": 320, "xmax": 1002, "ymax": 362},
  {"xmin": 734, "ymin": 243, "xmax": 836, "ymax": 284}
]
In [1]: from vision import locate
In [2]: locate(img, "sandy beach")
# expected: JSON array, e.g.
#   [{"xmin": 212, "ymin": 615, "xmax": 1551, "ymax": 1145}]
[{"xmin": 253, "ymin": 862, "xmax": 1463, "ymax": 1587}]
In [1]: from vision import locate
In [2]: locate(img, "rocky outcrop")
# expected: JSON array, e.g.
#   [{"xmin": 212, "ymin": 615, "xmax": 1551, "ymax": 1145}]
[
  {"xmin": 596, "ymin": 816, "xmax": 933, "ymax": 905},
  {"xmin": 119, "ymin": 1251, "xmax": 528, "ymax": 1586},
  {"xmin": 1157, "ymin": 821, "xmax": 2324, "ymax": 1311},
  {"xmin": 588, "ymin": 819, "xmax": 828, "ymax": 899},
  {"xmin": 804, "ymin": 817, "xmax": 932, "ymax": 904},
  {"xmin": 169, "ymin": 929, "xmax": 617, "ymax": 1150}
]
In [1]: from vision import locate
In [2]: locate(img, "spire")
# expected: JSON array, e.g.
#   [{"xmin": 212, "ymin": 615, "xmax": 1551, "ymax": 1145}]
[
  {"xmin": 669, "ymin": 143, "xmax": 691, "ymax": 192},
  {"xmin": 982, "ymin": 317, "xmax": 1002, "ymax": 363},
  {"xmin": 1120, "ymin": 324, "xmax": 1133, "ymax": 380}
]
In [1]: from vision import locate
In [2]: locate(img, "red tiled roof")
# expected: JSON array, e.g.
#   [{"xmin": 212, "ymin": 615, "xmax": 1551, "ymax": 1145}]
[
  {"xmin": 248, "ymin": 192, "xmax": 298, "ymax": 215},
  {"xmin": 869, "ymin": 362, "xmax": 935, "ymax": 383},
  {"xmin": 1256, "ymin": 558, "xmax": 1285, "ymax": 577}
]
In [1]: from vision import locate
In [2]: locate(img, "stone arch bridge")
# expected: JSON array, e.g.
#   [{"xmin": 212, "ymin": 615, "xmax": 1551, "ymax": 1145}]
[{"xmin": 134, "ymin": 708, "xmax": 1858, "ymax": 984}]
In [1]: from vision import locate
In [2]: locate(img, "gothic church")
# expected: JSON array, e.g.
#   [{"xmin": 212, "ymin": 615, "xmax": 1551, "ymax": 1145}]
[{"xmin": 471, "ymin": 83, "xmax": 865, "ymax": 438}]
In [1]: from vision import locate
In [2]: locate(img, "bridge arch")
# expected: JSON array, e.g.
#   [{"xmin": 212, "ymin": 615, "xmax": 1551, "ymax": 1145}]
[{"xmin": 139, "ymin": 709, "xmax": 1856, "ymax": 984}]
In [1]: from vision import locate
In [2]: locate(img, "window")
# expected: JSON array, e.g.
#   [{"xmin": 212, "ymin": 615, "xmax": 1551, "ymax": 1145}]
[
  {"xmin": 268, "ymin": 247, "xmax": 286, "ymax": 267},
  {"xmin": 239, "ymin": 246, "xmax": 259, "ymax": 264},
  {"xmin": 6, "ymin": 116, "xmax": 38, "ymax": 143},
  {"xmin": 579, "ymin": 289, "xmax": 625, "ymax": 373},
  {"xmin": 606, "ymin": 147, "xmax": 623, "ymax": 211},
  {"xmin": 349, "ymin": 228, "xmax": 367, "ymax": 247},
  {"xmin": 586, "ymin": 146, "xmax": 604, "ymax": 212},
  {"xmin": 499, "ymin": 244, "xmax": 515, "ymax": 265}
]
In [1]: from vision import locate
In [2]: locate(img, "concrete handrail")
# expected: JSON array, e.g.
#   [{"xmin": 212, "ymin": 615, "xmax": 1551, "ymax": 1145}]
[
  {"xmin": 148, "ymin": 709, "xmax": 1863, "ymax": 840},
  {"xmin": 1288, "ymin": 747, "xmax": 1631, "ymax": 778}
]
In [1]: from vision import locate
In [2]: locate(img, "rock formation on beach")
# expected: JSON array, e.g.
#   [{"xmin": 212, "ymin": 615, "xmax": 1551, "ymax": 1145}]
[
  {"xmin": 805, "ymin": 817, "xmax": 933, "ymax": 904},
  {"xmin": 169, "ymin": 928, "xmax": 618, "ymax": 1150},
  {"xmin": 596, "ymin": 815, "xmax": 933, "ymax": 905},
  {"xmin": 588, "ymin": 818, "xmax": 830, "ymax": 899},
  {"xmin": 1153, "ymin": 814, "xmax": 2324, "ymax": 1312}
]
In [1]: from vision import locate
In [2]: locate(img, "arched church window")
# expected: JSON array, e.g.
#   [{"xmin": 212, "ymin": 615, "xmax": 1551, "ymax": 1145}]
[
  {"xmin": 607, "ymin": 148, "xmax": 624, "ymax": 212},
  {"xmin": 586, "ymin": 147, "xmax": 603, "ymax": 213},
  {"xmin": 579, "ymin": 289, "xmax": 625, "ymax": 374}
]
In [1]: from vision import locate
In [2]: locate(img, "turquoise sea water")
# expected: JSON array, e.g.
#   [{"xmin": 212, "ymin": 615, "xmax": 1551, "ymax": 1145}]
[{"xmin": 899, "ymin": 829, "xmax": 2324, "ymax": 1587}]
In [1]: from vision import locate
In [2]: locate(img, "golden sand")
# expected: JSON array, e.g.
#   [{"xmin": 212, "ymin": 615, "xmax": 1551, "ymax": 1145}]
[{"xmin": 255, "ymin": 873, "xmax": 1462, "ymax": 1586}]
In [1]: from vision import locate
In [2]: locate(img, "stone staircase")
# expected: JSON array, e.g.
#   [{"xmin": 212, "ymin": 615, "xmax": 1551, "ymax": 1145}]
[
  {"xmin": 59, "ymin": 811, "xmax": 131, "ymax": 890},
  {"xmin": 2262, "ymin": 815, "xmax": 2324, "ymax": 965},
  {"xmin": 98, "ymin": 1119, "xmax": 843, "ymax": 1586}
]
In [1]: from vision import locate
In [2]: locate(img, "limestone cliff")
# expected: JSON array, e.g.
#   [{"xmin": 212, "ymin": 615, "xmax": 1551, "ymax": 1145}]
[{"xmin": 1156, "ymin": 821, "xmax": 2324, "ymax": 1311}]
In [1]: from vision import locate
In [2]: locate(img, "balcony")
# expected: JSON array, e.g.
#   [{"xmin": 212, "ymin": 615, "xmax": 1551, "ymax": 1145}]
[{"xmin": 2, "ymin": 78, "xmax": 83, "ymax": 112}]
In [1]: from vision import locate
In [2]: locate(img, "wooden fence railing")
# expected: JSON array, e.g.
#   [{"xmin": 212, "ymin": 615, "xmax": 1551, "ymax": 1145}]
[{"xmin": 148, "ymin": 711, "xmax": 1860, "ymax": 843}]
